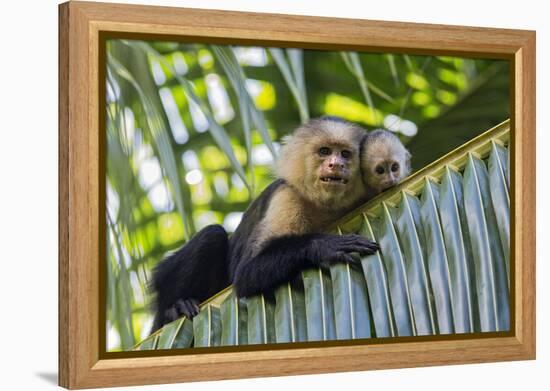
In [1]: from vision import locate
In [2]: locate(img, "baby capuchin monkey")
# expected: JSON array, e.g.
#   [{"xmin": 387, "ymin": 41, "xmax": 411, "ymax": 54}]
[
  {"xmin": 150, "ymin": 117, "xmax": 380, "ymax": 332},
  {"xmin": 361, "ymin": 129, "xmax": 411, "ymax": 199}
]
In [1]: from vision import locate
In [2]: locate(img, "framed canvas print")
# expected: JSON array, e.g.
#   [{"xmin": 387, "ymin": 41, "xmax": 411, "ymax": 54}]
[{"xmin": 58, "ymin": 1, "xmax": 536, "ymax": 389}]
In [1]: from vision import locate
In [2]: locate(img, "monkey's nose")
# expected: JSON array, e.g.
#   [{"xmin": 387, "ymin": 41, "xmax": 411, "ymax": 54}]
[
  {"xmin": 382, "ymin": 179, "xmax": 397, "ymax": 189},
  {"xmin": 328, "ymin": 160, "xmax": 344, "ymax": 169}
]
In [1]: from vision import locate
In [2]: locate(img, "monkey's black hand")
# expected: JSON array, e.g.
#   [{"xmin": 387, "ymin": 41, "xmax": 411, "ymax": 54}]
[
  {"xmin": 332, "ymin": 234, "xmax": 379, "ymax": 254},
  {"xmin": 163, "ymin": 298, "xmax": 200, "ymax": 322},
  {"xmin": 314, "ymin": 234, "xmax": 379, "ymax": 267}
]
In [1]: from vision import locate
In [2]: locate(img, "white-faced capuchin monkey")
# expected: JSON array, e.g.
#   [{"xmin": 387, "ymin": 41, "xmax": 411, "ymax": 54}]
[
  {"xmin": 150, "ymin": 118, "xmax": 409, "ymax": 332},
  {"xmin": 361, "ymin": 129, "xmax": 411, "ymax": 199}
]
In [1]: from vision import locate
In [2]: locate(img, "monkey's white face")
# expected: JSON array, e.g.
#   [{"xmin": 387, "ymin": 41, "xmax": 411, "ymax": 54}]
[
  {"xmin": 316, "ymin": 145, "xmax": 354, "ymax": 187},
  {"xmin": 367, "ymin": 158, "xmax": 405, "ymax": 193},
  {"xmin": 275, "ymin": 118, "xmax": 367, "ymax": 211},
  {"xmin": 306, "ymin": 142, "xmax": 363, "ymax": 210},
  {"xmin": 362, "ymin": 143, "xmax": 411, "ymax": 196}
]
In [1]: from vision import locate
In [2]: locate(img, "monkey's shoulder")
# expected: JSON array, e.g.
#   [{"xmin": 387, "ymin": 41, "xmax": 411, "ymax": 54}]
[
  {"xmin": 237, "ymin": 179, "xmax": 286, "ymax": 228},
  {"xmin": 262, "ymin": 186, "xmax": 312, "ymax": 230},
  {"xmin": 228, "ymin": 180, "xmax": 286, "ymax": 246},
  {"xmin": 228, "ymin": 179, "xmax": 287, "ymax": 276}
]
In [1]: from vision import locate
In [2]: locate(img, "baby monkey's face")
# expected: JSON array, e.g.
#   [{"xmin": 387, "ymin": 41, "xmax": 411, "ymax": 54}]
[
  {"xmin": 366, "ymin": 156, "xmax": 406, "ymax": 193},
  {"xmin": 361, "ymin": 130, "xmax": 411, "ymax": 196}
]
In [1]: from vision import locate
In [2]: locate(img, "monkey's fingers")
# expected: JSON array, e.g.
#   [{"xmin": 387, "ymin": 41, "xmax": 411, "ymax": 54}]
[
  {"xmin": 176, "ymin": 298, "xmax": 200, "ymax": 319},
  {"xmin": 164, "ymin": 307, "xmax": 179, "ymax": 323},
  {"xmin": 358, "ymin": 241, "xmax": 380, "ymax": 254},
  {"xmin": 339, "ymin": 244, "xmax": 378, "ymax": 255},
  {"xmin": 176, "ymin": 299, "xmax": 198, "ymax": 319},
  {"xmin": 336, "ymin": 236, "xmax": 379, "ymax": 253},
  {"xmin": 338, "ymin": 234, "xmax": 378, "ymax": 246}
]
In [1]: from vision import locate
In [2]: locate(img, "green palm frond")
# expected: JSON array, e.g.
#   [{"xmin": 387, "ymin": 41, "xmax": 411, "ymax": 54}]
[
  {"xmin": 135, "ymin": 119, "xmax": 510, "ymax": 350},
  {"xmin": 269, "ymin": 48, "xmax": 310, "ymax": 123}
]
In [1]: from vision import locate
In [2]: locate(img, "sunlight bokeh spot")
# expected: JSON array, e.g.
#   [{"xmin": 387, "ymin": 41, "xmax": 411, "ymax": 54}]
[
  {"xmin": 107, "ymin": 323, "xmax": 120, "ymax": 351},
  {"xmin": 406, "ymin": 72, "xmax": 429, "ymax": 90},
  {"xmin": 213, "ymin": 172, "xmax": 229, "ymax": 197},
  {"xmin": 223, "ymin": 212, "xmax": 244, "ymax": 233},
  {"xmin": 148, "ymin": 182, "xmax": 173, "ymax": 212},
  {"xmin": 324, "ymin": 93, "xmax": 383, "ymax": 126},
  {"xmin": 138, "ymin": 157, "xmax": 162, "ymax": 189},
  {"xmin": 130, "ymin": 271, "xmax": 145, "ymax": 306},
  {"xmin": 191, "ymin": 181, "xmax": 212, "ymax": 205},
  {"xmin": 188, "ymin": 98, "xmax": 209, "ymax": 132},
  {"xmin": 383, "ymin": 114, "xmax": 418, "ymax": 137},
  {"xmin": 423, "ymin": 104, "xmax": 441, "ymax": 118},
  {"xmin": 150, "ymin": 58, "xmax": 166, "ymax": 86},
  {"xmin": 133, "ymin": 143, "xmax": 153, "ymax": 168},
  {"xmin": 159, "ymin": 87, "xmax": 189, "ymax": 144},
  {"xmin": 107, "ymin": 183, "xmax": 119, "ymax": 220},
  {"xmin": 106, "ymin": 75, "xmax": 121, "ymax": 102},
  {"xmin": 252, "ymin": 144, "xmax": 275, "ymax": 165},
  {"xmin": 438, "ymin": 68, "xmax": 467, "ymax": 90},
  {"xmin": 246, "ymin": 79, "xmax": 276, "ymax": 110},
  {"xmin": 200, "ymin": 146, "xmax": 228, "ymax": 170},
  {"xmin": 436, "ymin": 89, "xmax": 457, "ymax": 105},
  {"xmin": 400, "ymin": 120, "xmax": 418, "ymax": 137},
  {"xmin": 185, "ymin": 169, "xmax": 204, "ymax": 185},
  {"xmin": 205, "ymin": 73, "xmax": 235, "ymax": 124},
  {"xmin": 234, "ymin": 47, "xmax": 268, "ymax": 66},
  {"xmin": 182, "ymin": 150, "xmax": 200, "ymax": 171},
  {"xmin": 412, "ymin": 91, "xmax": 431, "ymax": 106},
  {"xmin": 198, "ymin": 48, "xmax": 214, "ymax": 70},
  {"xmin": 172, "ymin": 52, "xmax": 188, "ymax": 75},
  {"xmin": 195, "ymin": 211, "xmax": 220, "ymax": 230},
  {"xmin": 121, "ymin": 107, "xmax": 136, "ymax": 144},
  {"xmin": 383, "ymin": 114, "xmax": 401, "ymax": 132},
  {"xmin": 231, "ymin": 173, "xmax": 246, "ymax": 190}
]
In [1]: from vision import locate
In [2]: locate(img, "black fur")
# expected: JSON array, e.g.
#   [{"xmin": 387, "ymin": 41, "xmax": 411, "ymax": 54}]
[
  {"xmin": 227, "ymin": 178, "xmax": 378, "ymax": 296},
  {"xmin": 150, "ymin": 224, "xmax": 229, "ymax": 332},
  {"xmin": 227, "ymin": 179, "xmax": 285, "ymax": 280},
  {"xmin": 150, "ymin": 181, "xmax": 283, "ymax": 331},
  {"xmin": 150, "ymin": 178, "xmax": 379, "ymax": 331},
  {"xmin": 232, "ymin": 233, "xmax": 379, "ymax": 297}
]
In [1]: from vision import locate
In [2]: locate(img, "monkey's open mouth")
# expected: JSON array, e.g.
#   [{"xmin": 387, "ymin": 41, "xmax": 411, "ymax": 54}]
[{"xmin": 320, "ymin": 176, "xmax": 348, "ymax": 184}]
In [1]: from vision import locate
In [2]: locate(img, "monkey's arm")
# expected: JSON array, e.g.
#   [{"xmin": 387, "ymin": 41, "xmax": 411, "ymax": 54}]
[
  {"xmin": 233, "ymin": 233, "xmax": 378, "ymax": 297},
  {"xmin": 230, "ymin": 185, "xmax": 378, "ymax": 297}
]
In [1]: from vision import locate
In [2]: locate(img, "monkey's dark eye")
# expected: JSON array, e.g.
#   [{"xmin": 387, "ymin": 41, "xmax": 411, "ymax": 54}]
[
  {"xmin": 341, "ymin": 150, "xmax": 352, "ymax": 159},
  {"xmin": 391, "ymin": 162, "xmax": 399, "ymax": 172},
  {"xmin": 375, "ymin": 165, "xmax": 385, "ymax": 175},
  {"xmin": 319, "ymin": 147, "xmax": 331, "ymax": 156}
]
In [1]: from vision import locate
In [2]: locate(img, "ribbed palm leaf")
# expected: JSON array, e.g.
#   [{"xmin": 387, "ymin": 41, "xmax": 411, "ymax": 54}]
[
  {"xmin": 135, "ymin": 119, "xmax": 510, "ymax": 350},
  {"xmin": 137, "ymin": 121, "xmax": 510, "ymax": 350}
]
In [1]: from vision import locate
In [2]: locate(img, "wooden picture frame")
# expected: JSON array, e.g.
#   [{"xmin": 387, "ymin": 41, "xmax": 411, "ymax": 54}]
[{"xmin": 58, "ymin": 1, "xmax": 536, "ymax": 388}]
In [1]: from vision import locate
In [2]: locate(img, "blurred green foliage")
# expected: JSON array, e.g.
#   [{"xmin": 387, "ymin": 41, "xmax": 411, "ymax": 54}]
[{"xmin": 105, "ymin": 39, "xmax": 509, "ymax": 351}]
